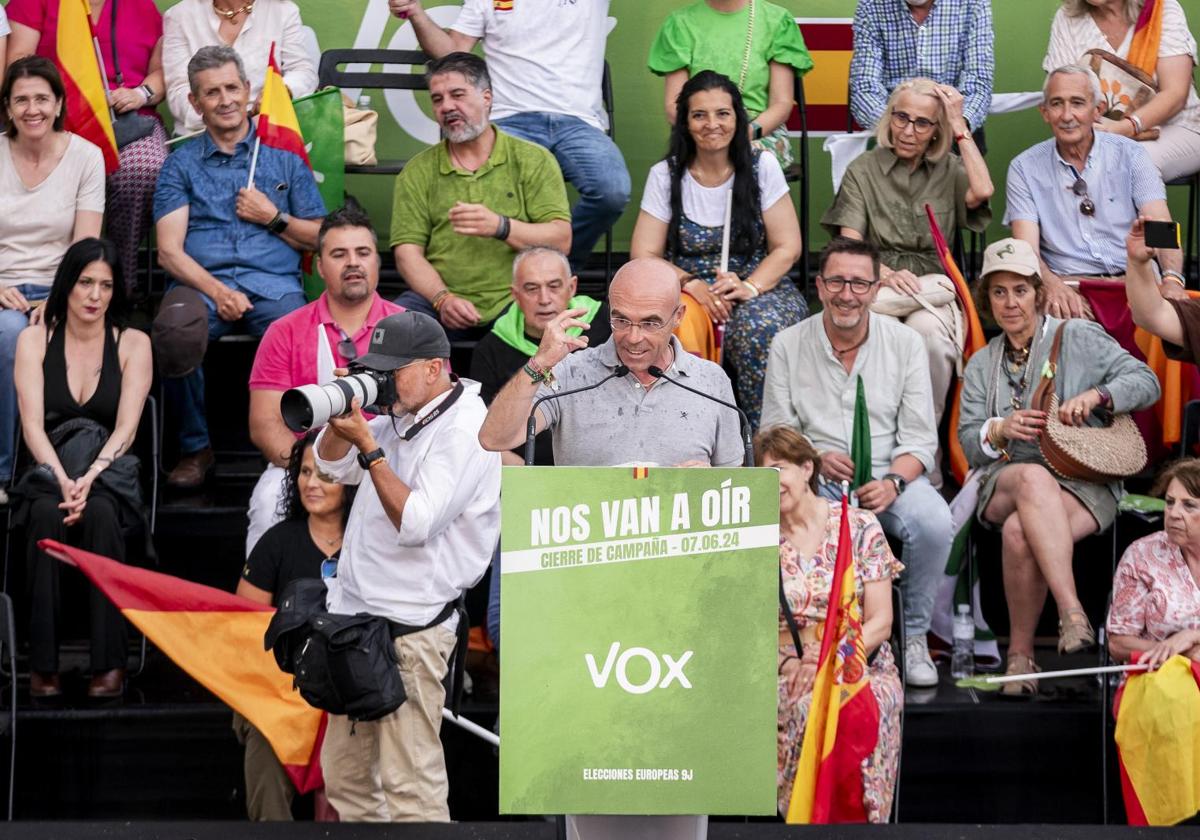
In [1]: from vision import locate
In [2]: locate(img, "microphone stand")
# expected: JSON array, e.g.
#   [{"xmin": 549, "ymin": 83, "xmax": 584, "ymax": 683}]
[
  {"xmin": 524, "ymin": 365, "xmax": 630, "ymax": 465},
  {"xmin": 648, "ymin": 366, "xmax": 754, "ymax": 467}
]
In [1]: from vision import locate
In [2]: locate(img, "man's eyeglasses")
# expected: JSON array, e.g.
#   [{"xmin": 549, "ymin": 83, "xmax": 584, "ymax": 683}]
[
  {"xmin": 820, "ymin": 276, "xmax": 878, "ymax": 294},
  {"xmin": 337, "ymin": 327, "xmax": 358, "ymax": 362},
  {"xmin": 890, "ymin": 110, "xmax": 936, "ymax": 134},
  {"xmin": 1071, "ymin": 177, "xmax": 1095, "ymax": 217},
  {"xmin": 611, "ymin": 317, "xmax": 669, "ymax": 334}
]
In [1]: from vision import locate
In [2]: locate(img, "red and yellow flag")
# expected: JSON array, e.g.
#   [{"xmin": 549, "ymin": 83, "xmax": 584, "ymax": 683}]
[
  {"xmin": 257, "ymin": 42, "xmax": 309, "ymax": 165},
  {"xmin": 926, "ymin": 205, "xmax": 987, "ymax": 485},
  {"xmin": 787, "ymin": 494, "xmax": 880, "ymax": 824},
  {"xmin": 1115, "ymin": 654, "xmax": 1200, "ymax": 825},
  {"xmin": 56, "ymin": 0, "xmax": 118, "ymax": 173},
  {"xmin": 39, "ymin": 539, "xmax": 325, "ymax": 793}
]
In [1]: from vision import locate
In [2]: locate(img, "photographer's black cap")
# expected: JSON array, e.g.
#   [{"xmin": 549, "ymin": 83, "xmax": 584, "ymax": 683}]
[{"xmin": 356, "ymin": 311, "xmax": 451, "ymax": 371}]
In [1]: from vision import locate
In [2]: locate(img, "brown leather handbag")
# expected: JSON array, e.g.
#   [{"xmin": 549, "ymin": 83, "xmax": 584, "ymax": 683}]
[{"xmin": 1030, "ymin": 323, "xmax": 1147, "ymax": 483}]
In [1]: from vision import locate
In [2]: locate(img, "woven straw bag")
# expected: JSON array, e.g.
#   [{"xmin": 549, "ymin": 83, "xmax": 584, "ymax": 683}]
[{"xmin": 1030, "ymin": 324, "xmax": 1147, "ymax": 483}]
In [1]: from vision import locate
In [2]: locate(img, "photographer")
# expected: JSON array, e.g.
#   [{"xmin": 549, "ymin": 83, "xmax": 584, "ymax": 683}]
[{"xmin": 313, "ymin": 311, "xmax": 501, "ymax": 822}]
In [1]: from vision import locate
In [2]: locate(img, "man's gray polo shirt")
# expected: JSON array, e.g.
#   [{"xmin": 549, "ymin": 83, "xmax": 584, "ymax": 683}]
[{"xmin": 536, "ymin": 336, "xmax": 743, "ymax": 467}]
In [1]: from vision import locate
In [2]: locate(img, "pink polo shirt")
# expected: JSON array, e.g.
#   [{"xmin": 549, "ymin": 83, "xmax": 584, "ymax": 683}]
[{"xmin": 249, "ymin": 292, "xmax": 403, "ymax": 392}]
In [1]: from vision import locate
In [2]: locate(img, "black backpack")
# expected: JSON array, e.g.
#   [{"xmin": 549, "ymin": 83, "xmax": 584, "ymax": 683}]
[{"xmin": 265, "ymin": 579, "xmax": 459, "ymax": 722}]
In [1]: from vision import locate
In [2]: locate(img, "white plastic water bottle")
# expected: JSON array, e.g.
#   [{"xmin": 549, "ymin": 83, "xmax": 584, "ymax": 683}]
[
  {"xmin": 358, "ymin": 95, "xmax": 372, "ymax": 110},
  {"xmin": 951, "ymin": 604, "xmax": 974, "ymax": 679}
]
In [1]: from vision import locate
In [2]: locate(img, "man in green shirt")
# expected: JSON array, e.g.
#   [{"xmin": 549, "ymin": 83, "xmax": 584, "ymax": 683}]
[{"xmin": 391, "ymin": 52, "xmax": 572, "ymax": 337}]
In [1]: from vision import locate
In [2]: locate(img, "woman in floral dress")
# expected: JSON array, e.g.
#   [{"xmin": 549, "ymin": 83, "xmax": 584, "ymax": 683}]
[
  {"xmin": 756, "ymin": 425, "xmax": 904, "ymax": 822},
  {"xmin": 632, "ymin": 70, "xmax": 807, "ymax": 429},
  {"xmin": 1109, "ymin": 458, "xmax": 1200, "ymax": 669}
]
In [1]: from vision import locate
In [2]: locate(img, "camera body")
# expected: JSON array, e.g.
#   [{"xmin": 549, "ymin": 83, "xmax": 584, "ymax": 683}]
[{"xmin": 280, "ymin": 364, "xmax": 399, "ymax": 433}]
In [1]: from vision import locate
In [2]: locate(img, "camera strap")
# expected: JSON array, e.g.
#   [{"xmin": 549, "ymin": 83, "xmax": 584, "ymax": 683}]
[{"xmin": 401, "ymin": 379, "xmax": 465, "ymax": 442}]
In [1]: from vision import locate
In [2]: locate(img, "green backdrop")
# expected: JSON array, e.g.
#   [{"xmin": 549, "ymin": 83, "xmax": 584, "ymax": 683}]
[{"xmin": 151, "ymin": 0, "xmax": 1200, "ymax": 255}]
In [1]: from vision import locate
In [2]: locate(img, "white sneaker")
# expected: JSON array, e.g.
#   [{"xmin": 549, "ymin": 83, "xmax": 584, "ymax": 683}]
[{"xmin": 904, "ymin": 635, "xmax": 939, "ymax": 688}]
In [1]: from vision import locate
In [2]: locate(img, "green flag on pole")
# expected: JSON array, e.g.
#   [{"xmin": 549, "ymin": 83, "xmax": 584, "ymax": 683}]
[
  {"xmin": 850, "ymin": 374, "xmax": 872, "ymax": 490},
  {"xmin": 293, "ymin": 87, "xmax": 345, "ymax": 300}
]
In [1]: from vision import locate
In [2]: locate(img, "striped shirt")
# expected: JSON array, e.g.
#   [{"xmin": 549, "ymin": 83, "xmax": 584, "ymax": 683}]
[{"xmin": 1004, "ymin": 132, "xmax": 1166, "ymax": 277}]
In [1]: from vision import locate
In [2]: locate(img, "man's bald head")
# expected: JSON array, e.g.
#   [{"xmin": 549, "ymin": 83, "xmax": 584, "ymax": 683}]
[
  {"xmin": 609, "ymin": 257, "xmax": 681, "ymax": 314},
  {"xmin": 607, "ymin": 258, "xmax": 684, "ymax": 376}
]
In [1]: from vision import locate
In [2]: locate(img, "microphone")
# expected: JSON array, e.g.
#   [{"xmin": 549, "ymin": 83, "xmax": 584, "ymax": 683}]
[
  {"xmin": 525, "ymin": 365, "xmax": 630, "ymax": 465},
  {"xmin": 648, "ymin": 365, "xmax": 753, "ymax": 468}
]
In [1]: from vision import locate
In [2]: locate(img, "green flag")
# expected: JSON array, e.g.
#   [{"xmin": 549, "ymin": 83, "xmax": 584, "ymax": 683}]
[
  {"xmin": 850, "ymin": 374, "xmax": 872, "ymax": 490},
  {"xmin": 293, "ymin": 87, "xmax": 346, "ymax": 300}
]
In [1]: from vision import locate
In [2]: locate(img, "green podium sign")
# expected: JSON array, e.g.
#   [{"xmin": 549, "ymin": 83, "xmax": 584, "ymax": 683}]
[{"xmin": 499, "ymin": 466, "xmax": 780, "ymax": 816}]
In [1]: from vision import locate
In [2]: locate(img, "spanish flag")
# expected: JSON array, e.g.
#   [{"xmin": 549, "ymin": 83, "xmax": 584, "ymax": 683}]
[
  {"xmin": 257, "ymin": 42, "xmax": 309, "ymax": 165},
  {"xmin": 1115, "ymin": 654, "xmax": 1200, "ymax": 825},
  {"xmin": 39, "ymin": 539, "xmax": 325, "ymax": 793},
  {"xmin": 926, "ymin": 205, "xmax": 986, "ymax": 485},
  {"xmin": 56, "ymin": 0, "xmax": 118, "ymax": 173},
  {"xmin": 786, "ymin": 494, "xmax": 879, "ymax": 823}
]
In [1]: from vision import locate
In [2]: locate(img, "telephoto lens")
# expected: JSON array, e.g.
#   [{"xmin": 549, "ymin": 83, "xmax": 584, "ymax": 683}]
[{"xmin": 281, "ymin": 370, "xmax": 385, "ymax": 432}]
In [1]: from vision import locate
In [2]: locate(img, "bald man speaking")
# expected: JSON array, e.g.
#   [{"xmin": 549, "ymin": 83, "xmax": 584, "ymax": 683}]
[{"xmin": 479, "ymin": 257, "xmax": 742, "ymax": 467}]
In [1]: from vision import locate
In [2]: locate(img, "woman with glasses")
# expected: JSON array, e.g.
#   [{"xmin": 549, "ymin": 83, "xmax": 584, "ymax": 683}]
[
  {"xmin": 234, "ymin": 431, "xmax": 354, "ymax": 819},
  {"xmin": 823, "ymin": 78, "xmax": 994, "ymax": 472},
  {"xmin": 958, "ymin": 237, "xmax": 1158, "ymax": 696},
  {"xmin": 630, "ymin": 70, "xmax": 807, "ymax": 428}
]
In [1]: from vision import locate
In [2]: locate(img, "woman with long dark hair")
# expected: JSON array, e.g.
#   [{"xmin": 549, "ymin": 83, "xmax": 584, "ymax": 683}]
[
  {"xmin": 13, "ymin": 237, "xmax": 152, "ymax": 699},
  {"xmin": 233, "ymin": 432, "xmax": 353, "ymax": 820},
  {"xmin": 631, "ymin": 70, "xmax": 806, "ymax": 428}
]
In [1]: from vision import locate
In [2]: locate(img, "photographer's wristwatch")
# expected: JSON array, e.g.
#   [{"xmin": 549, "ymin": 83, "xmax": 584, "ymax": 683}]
[
  {"xmin": 357, "ymin": 447, "xmax": 386, "ymax": 470},
  {"xmin": 884, "ymin": 473, "xmax": 907, "ymax": 495}
]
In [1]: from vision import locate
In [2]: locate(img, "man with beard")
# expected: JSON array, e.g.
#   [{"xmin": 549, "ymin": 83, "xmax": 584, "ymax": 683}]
[
  {"xmin": 152, "ymin": 45, "xmax": 326, "ymax": 488},
  {"xmin": 391, "ymin": 52, "xmax": 571, "ymax": 339},
  {"xmin": 1006, "ymin": 64, "xmax": 1182, "ymax": 321},
  {"xmin": 850, "ymin": 0, "xmax": 994, "ymax": 143},
  {"xmin": 760, "ymin": 237, "xmax": 949, "ymax": 688},
  {"xmin": 243, "ymin": 202, "xmax": 403, "ymax": 554}
]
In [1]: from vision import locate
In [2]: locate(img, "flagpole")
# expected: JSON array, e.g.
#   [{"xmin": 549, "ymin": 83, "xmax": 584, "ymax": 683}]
[
  {"xmin": 442, "ymin": 709, "xmax": 499, "ymax": 747},
  {"xmin": 82, "ymin": 0, "xmax": 118, "ymax": 125},
  {"xmin": 983, "ymin": 663, "xmax": 1149, "ymax": 684},
  {"xmin": 247, "ymin": 135, "xmax": 261, "ymax": 189},
  {"xmin": 719, "ymin": 189, "xmax": 732, "ymax": 274}
]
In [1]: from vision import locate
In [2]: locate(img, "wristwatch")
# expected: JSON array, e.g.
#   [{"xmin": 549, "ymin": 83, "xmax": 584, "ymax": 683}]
[
  {"xmin": 883, "ymin": 473, "xmax": 907, "ymax": 495},
  {"xmin": 267, "ymin": 212, "xmax": 290, "ymax": 235},
  {"xmin": 356, "ymin": 447, "xmax": 386, "ymax": 470}
]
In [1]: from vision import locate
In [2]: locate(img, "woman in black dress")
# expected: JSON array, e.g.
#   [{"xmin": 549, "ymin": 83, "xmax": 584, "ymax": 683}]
[{"xmin": 13, "ymin": 238, "xmax": 152, "ymax": 698}]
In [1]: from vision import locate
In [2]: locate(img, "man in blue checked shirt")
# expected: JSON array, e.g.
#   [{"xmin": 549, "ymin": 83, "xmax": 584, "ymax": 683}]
[
  {"xmin": 850, "ymin": 0, "xmax": 994, "ymax": 141},
  {"xmin": 151, "ymin": 45, "xmax": 326, "ymax": 489}
]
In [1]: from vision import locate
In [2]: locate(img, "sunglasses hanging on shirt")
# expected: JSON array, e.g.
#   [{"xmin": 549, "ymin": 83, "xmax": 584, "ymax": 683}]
[
  {"xmin": 1071, "ymin": 177, "xmax": 1096, "ymax": 217},
  {"xmin": 336, "ymin": 327, "xmax": 358, "ymax": 362}
]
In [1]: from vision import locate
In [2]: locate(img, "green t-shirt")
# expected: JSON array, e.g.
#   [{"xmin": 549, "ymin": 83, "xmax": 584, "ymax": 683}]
[
  {"xmin": 389, "ymin": 129, "xmax": 570, "ymax": 323},
  {"xmin": 647, "ymin": 0, "xmax": 813, "ymax": 116}
]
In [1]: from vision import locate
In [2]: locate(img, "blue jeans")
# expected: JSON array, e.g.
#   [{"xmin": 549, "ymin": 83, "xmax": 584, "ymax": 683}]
[
  {"xmin": 493, "ymin": 112, "xmax": 630, "ymax": 270},
  {"xmin": 163, "ymin": 287, "xmax": 306, "ymax": 454},
  {"xmin": 819, "ymin": 475, "xmax": 951, "ymax": 637},
  {"xmin": 486, "ymin": 541, "xmax": 501, "ymax": 656},
  {"xmin": 0, "ymin": 285, "xmax": 50, "ymax": 482}
]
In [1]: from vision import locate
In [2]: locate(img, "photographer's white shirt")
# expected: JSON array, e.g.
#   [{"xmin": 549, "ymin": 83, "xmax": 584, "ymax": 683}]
[{"xmin": 315, "ymin": 380, "xmax": 501, "ymax": 626}]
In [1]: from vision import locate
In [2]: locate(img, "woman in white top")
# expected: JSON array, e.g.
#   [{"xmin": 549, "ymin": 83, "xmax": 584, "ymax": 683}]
[
  {"xmin": 162, "ymin": 0, "xmax": 317, "ymax": 136},
  {"xmin": 631, "ymin": 70, "xmax": 805, "ymax": 429},
  {"xmin": 1045, "ymin": 0, "xmax": 1200, "ymax": 181},
  {"xmin": 0, "ymin": 56, "xmax": 105, "ymax": 501}
]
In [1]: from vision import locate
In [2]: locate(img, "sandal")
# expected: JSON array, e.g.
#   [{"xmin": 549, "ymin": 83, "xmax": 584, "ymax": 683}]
[
  {"xmin": 1001, "ymin": 652, "xmax": 1040, "ymax": 697},
  {"xmin": 1057, "ymin": 608, "xmax": 1096, "ymax": 655}
]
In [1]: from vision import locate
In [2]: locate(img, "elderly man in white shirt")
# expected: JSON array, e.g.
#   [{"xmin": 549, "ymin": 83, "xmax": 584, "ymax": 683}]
[
  {"xmin": 314, "ymin": 311, "xmax": 500, "ymax": 822},
  {"xmin": 162, "ymin": 0, "xmax": 317, "ymax": 136},
  {"xmin": 761, "ymin": 237, "xmax": 951, "ymax": 688}
]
